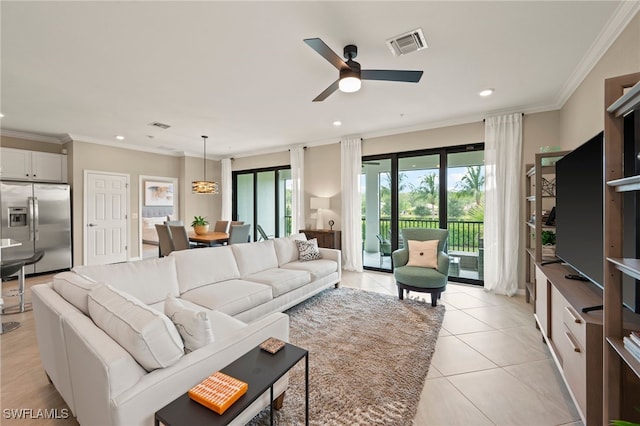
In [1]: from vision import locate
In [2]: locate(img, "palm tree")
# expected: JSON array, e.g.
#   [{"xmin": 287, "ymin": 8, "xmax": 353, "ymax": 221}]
[
  {"xmin": 459, "ymin": 166, "xmax": 485, "ymax": 206},
  {"xmin": 414, "ymin": 172, "xmax": 439, "ymax": 211}
]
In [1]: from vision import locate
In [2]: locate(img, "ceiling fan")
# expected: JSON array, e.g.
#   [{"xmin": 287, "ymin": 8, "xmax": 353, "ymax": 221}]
[{"xmin": 304, "ymin": 37, "xmax": 424, "ymax": 102}]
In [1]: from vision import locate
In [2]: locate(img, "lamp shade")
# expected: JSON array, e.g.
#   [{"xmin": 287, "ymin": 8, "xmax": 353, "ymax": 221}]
[{"xmin": 310, "ymin": 197, "xmax": 330, "ymax": 210}]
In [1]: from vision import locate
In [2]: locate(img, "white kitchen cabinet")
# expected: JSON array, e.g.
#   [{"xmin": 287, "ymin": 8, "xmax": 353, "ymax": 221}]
[{"xmin": 0, "ymin": 148, "xmax": 67, "ymax": 182}]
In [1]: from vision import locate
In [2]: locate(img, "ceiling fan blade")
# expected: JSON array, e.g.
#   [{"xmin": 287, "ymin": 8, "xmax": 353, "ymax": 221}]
[
  {"xmin": 313, "ymin": 80, "xmax": 340, "ymax": 102},
  {"xmin": 361, "ymin": 70, "xmax": 423, "ymax": 83},
  {"xmin": 304, "ymin": 38, "xmax": 349, "ymax": 70}
]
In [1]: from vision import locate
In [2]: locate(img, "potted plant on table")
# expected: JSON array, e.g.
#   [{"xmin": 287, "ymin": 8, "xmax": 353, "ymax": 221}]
[{"xmin": 191, "ymin": 216, "xmax": 209, "ymax": 235}]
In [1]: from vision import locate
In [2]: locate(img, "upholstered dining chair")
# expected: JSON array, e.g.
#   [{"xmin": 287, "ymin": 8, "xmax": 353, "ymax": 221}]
[
  {"xmin": 169, "ymin": 225, "xmax": 193, "ymax": 251},
  {"xmin": 155, "ymin": 224, "xmax": 174, "ymax": 257},
  {"xmin": 228, "ymin": 224, "xmax": 251, "ymax": 245},
  {"xmin": 392, "ymin": 228, "xmax": 450, "ymax": 306},
  {"xmin": 164, "ymin": 220, "xmax": 184, "ymax": 227},
  {"xmin": 213, "ymin": 220, "xmax": 229, "ymax": 233}
]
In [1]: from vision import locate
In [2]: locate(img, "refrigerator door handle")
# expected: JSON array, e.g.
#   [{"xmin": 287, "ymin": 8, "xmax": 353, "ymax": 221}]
[
  {"xmin": 33, "ymin": 197, "xmax": 39, "ymax": 241},
  {"xmin": 28, "ymin": 196, "xmax": 35, "ymax": 241}
]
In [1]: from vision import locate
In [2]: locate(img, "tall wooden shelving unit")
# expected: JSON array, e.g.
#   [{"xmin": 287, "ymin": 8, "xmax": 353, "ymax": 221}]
[
  {"xmin": 603, "ymin": 72, "xmax": 640, "ymax": 423},
  {"xmin": 524, "ymin": 151, "xmax": 568, "ymax": 304}
]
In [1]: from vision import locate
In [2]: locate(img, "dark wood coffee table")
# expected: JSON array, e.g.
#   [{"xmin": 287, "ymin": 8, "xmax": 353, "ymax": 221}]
[{"xmin": 154, "ymin": 342, "xmax": 308, "ymax": 426}]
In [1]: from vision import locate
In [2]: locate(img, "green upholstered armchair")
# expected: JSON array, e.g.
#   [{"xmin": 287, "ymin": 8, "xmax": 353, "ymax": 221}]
[{"xmin": 392, "ymin": 228, "xmax": 450, "ymax": 306}]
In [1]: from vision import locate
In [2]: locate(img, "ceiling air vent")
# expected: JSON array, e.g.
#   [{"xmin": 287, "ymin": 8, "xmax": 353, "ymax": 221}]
[
  {"xmin": 386, "ymin": 28, "xmax": 428, "ymax": 56},
  {"xmin": 149, "ymin": 121, "xmax": 171, "ymax": 130}
]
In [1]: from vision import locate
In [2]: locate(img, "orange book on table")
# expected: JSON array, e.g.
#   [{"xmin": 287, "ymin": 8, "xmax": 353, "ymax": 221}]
[{"xmin": 188, "ymin": 371, "xmax": 248, "ymax": 415}]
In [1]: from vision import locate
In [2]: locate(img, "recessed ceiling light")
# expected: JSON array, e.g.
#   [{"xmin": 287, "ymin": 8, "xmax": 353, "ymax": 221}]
[
  {"xmin": 115, "ymin": 135, "xmax": 125, "ymax": 140},
  {"xmin": 333, "ymin": 121, "xmax": 342, "ymax": 126},
  {"xmin": 479, "ymin": 88, "xmax": 494, "ymax": 97},
  {"xmin": 0, "ymin": 113, "xmax": 4, "ymax": 118}
]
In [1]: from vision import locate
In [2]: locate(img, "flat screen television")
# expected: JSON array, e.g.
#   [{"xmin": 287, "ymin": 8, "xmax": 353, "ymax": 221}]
[{"xmin": 555, "ymin": 131, "xmax": 604, "ymax": 288}]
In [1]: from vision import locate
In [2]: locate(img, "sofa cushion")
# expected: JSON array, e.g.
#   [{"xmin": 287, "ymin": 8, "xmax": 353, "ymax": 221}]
[
  {"xmin": 274, "ymin": 233, "xmax": 307, "ymax": 266},
  {"xmin": 231, "ymin": 240, "xmax": 279, "ymax": 276},
  {"xmin": 164, "ymin": 295, "xmax": 214, "ymax": 353},
  {"xmin": 73, "ymin": 257, "xmax": 179, "ymax": 305},
  {"xmin": 296, "ymin": 238, "xmax": 321, "ymax": 261},
  {"xmin": 181, "ymin": 280, "xmax": 272, "ymax": 316},
  {"xmin": 244, "ymin": 268, "xmax": 311, "ymax": 297},
  {"xmin": 87, "ymin": 285, "xmax": 184, "ymax": 371},
  {"xmin": 281, "ymin": 259, "xmax": 339, "ymax": 281},
  {"xmin": 170, "ymin": 246, "xmax": 241, "ymax": 293},
  {"xmin": 52, "ymin": 271, "xmax": 99, "ymax": 315}
]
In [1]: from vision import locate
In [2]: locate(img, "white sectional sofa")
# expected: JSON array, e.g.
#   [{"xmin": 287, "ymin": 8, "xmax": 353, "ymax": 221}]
[{"xmin": 31, "ymin": 234, "xmax": 341, "ymax": 426}]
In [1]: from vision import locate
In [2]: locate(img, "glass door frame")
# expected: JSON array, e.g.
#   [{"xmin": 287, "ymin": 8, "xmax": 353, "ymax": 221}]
[
  {"xmin": 232, "ymin": 165, "xmax": 291, "ymax": 241},
  {"xmin": 363, "ymin": 142, "xmax": 484, "ymax": 286}
]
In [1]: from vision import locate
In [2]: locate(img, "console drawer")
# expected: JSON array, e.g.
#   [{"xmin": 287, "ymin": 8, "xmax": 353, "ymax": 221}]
[
  {"xmin": 562, "ymin": 304, "xmax": 586, "ymax": 349},
  {"xmin": 556, "ymin": 324, "xmax": 586, "ymax": 416}
]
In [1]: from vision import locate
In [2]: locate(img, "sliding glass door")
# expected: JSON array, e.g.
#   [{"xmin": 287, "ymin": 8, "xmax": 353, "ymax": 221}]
[
  {"xmin": 233, "ymin": 166, "xmax": 291, "ymax": 241},
  {"xmin": 361, "ymin": 144, "xmax": 484, "ymax": 285}
]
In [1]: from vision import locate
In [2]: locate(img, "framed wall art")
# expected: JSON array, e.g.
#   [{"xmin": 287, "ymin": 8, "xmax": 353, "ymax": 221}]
[{"xmin": 144, "ymin": 180, "xmax": 174, "ymax": 206}]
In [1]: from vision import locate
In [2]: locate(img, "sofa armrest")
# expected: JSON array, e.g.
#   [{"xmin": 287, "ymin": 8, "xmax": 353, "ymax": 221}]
[
  {"xmin": 112, "ymin": 312, "xmax": 290, "ymax": 426},
  {"xmin": 318, "ymin": 248, "xmax": 342, "ymax": 272}
]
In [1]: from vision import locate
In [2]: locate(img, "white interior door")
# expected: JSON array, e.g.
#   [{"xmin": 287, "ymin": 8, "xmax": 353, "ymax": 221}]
[{"xmin": 84, "ymin": 171, "xmax": 129, "ymax": 265}]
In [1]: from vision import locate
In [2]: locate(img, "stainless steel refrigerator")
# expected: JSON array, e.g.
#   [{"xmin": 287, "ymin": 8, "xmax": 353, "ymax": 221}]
[{"xmin": 1, "ymin": 181, "xmax": 72, "ymax": 274}]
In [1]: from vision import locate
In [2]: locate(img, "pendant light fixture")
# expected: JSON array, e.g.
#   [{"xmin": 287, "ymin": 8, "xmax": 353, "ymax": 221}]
[{"xmin": 192, "ymin": 135, "xmax": 219, "ymax": 194}]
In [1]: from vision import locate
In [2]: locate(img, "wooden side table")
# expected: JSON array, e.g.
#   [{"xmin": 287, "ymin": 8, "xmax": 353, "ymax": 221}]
[{"xmin": 299, "ymin": 229, "xmax": 341, "ymax": 250}]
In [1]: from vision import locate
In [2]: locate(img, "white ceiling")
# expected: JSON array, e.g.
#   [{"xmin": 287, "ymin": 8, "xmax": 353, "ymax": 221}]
[{"xmin": 1, "ymin": 1, "xmax": 638, "ymax": 158}]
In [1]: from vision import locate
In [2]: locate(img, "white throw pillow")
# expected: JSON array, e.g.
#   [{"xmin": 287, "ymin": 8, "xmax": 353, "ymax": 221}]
[
  {"xmin": 296, "ymin": 238, "xmax": 321, "ymax": 262},
  {"xmin": 88, "ymin": 285, "xmax": 184, "ymax": 371},
  {"xmin": 164, "ymin": 295, "xmax": 214, "ymax": 353},
  {"xmin": 406, "ymin": 239, "xmax": 438, "ymax": 268},
  {"xmin": 52, "ymin": 271, "xmax": 99, "ymax": 315}
]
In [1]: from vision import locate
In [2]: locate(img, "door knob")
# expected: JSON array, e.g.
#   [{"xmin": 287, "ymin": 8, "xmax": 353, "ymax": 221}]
[{"xmin": 87, "ymin": 224, "xmax": 98, "ymax": 227}]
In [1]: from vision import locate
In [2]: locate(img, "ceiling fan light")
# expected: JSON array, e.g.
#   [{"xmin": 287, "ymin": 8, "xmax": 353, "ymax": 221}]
[{"xmin": 339, "ymin": 76, "xmax": 361, "ymax": 93}]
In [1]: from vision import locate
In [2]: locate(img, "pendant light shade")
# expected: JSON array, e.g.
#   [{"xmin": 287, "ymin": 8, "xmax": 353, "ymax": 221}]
[{"xmin": 192, "ymin": 135, "xmax": 219, "ymax": 194}]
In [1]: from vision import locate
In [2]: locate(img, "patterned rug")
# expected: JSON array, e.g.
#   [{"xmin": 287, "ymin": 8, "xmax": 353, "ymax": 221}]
[{"xmin": 248, "ymin": 287, "xmax": 445, "ymax": 425}]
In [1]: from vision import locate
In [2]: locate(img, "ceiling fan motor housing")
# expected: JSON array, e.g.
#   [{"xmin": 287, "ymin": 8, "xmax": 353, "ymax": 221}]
[{"xmin": 343, "ymin": 44, "xmax": 358, "ymax": 60}]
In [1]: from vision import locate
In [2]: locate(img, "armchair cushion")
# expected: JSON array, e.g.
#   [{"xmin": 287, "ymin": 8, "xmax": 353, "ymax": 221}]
[{"xmin": 406, "ymin": 240, "xmax": 438, "ymax": 268}]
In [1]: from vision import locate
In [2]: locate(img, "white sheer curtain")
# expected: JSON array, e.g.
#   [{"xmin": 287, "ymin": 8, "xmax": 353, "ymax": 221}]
[
  {"xmin": 341, "ymin": 138, "xmax": 363, "ymax": 272},
  {"xmin": 220, "ymin": 158, "xmax": 232, "ymax": 221},
  {"xmin": 484, "ymin": 113, "xmax": 523, "ymax": 296},
  {"xmin": 290, "ymin": 146, "xmax": 305, "ymax": 234}
]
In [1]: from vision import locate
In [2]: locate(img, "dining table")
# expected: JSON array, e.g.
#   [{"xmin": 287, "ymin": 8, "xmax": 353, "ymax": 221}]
[{"xmin": 187, "ymin": 231, "xmax": 229, "ymax": 247}]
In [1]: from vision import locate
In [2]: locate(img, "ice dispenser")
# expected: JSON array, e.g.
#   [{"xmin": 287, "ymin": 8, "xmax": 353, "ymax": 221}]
[{"xmin": 8, "ymin": 207, "xmax": 27, "ymax": 227}]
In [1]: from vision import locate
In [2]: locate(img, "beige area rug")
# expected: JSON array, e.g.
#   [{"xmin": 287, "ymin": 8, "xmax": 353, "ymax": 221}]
[{"xmin": 249, "ymin": 287, "xmax": 445, "ymax": 425}]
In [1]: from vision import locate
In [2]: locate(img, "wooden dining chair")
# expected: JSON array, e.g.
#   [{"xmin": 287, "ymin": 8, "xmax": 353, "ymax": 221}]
[
  {"xmin": 169, "ymin": 225, "xmax": 193, "ymax": 251},
  {"xmin": 155, "ymin": 224, "xmax": 175, "ymax": 257}
]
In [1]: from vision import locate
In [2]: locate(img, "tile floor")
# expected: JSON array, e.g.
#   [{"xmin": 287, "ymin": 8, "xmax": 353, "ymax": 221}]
[{"xmin": 340, "ymin": 270, "xmax": 583, "ymax": 426}]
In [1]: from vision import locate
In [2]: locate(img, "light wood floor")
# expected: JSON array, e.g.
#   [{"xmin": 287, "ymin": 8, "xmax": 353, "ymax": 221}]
[{"xmin": 1, "ymin": 271, "xmax": 582, "ymax": 426}]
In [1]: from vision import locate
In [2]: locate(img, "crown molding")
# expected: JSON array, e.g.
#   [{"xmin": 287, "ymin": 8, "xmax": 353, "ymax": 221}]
[
  {"xmin": 554, "ymin": 1, "xmax": 640, "ymax": 109},
  {"xmin": 0, "ymin": 129, "xmax": 65, "ymax": 144}
]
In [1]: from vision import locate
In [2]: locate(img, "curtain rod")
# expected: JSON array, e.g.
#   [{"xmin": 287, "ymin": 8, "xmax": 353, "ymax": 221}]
[{"xmin": 482, "ymin": 113, "xmax": 524, "ymax": 122}]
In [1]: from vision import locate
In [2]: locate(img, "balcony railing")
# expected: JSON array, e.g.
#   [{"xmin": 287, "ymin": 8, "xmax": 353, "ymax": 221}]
[{"xmin": 364, "ymin": 217, "xmax": 483, "ymax": 253}]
